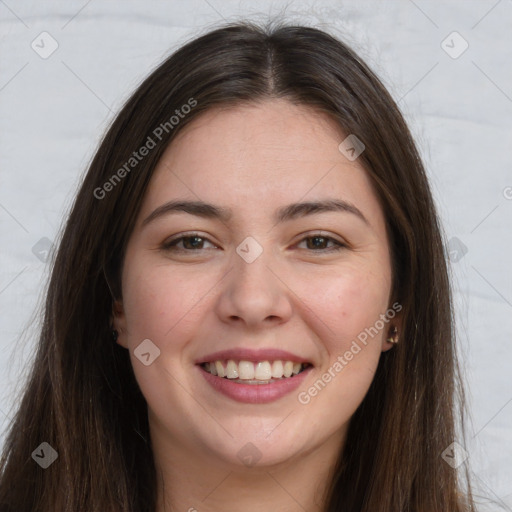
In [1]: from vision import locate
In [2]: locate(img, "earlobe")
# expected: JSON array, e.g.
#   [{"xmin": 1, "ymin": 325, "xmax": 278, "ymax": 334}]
[
  {"xmin": 386, "ymin": 325, "xmax": 399, "ymax": 344},
  {"xmin": 111, "ymin": 299, "xmax": 128, "ymax": 348},
  {"xmin": 382, "ymin": 304, "xmax": 403, "ymax": 352},
  {"xmin": 381, "ymin": 325, "xmax": 399, "ymax": 352}
]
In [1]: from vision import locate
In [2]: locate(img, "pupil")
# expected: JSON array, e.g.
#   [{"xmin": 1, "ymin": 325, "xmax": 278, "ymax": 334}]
[
  {"xmin": 186, "ymin": 236, "xmax": 202, "ymax": 249},
  {"xmin": 309, "ymin": 236, "xmax": 325, "ymax": 249}
]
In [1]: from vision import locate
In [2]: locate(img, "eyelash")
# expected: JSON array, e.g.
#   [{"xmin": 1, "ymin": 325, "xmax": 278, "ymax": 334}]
[{"xmin": 161, "ymin": 232, "xmax": 347, "ymax": 254}]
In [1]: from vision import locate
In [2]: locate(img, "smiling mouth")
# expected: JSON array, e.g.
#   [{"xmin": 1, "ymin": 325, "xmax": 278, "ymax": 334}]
[{"xmin": 200, "ymin": 360, "xmax": 312, "ymax": 384}]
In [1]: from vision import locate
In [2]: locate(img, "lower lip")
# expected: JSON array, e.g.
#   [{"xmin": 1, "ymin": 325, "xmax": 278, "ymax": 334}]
[{"xmin": 197, "ymin": 364, "xmax": 313, "ymax": 404}]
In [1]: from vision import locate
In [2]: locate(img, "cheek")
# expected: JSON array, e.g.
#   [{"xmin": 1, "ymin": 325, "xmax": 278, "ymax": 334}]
[
  {"xmin": 293, "ymin": 267, "xmax": 390, "ymax": 433},
  {"xmin": 303, "ymin": 267, "xmax": 389, "ymax": 399},
  {"xmin": 304, "ymin": 264, "xmax": 391, "ymax": 346},
  {"xmin": 119, "ymin": 259, "xmax": 203, "ymax": 403},
  {"xmin": 121, "ymin": 258, "xmax": 192, "ymax": 347}
]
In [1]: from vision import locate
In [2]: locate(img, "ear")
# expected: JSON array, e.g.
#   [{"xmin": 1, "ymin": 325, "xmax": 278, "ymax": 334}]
[
  {"xmin": 381, "ymin": 303, "xmax": 404, "ymax": 352},
  {"xmin": 111, "ymin": 299, "xmax": 128, "ymax": 349}
]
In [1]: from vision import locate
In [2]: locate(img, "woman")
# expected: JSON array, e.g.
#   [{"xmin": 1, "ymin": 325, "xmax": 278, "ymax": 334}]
[{"xmin": 0, "ymin": 21, "xmax": 475, "ymax": 511}]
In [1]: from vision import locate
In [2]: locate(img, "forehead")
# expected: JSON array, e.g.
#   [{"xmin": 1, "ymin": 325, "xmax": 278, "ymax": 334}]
[
  {"xmin": 140, "ymin": 100, "xmax": 386, "ymax": 231},
  {"xmin": 161, "ymin": 100, "xmax": 346, "ymax": 171}
]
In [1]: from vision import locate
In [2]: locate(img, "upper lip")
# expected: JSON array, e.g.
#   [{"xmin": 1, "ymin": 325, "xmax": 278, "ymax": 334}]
[{"xmin": 195, "ymin": 348, "xmax": 313, "ymax": 365}]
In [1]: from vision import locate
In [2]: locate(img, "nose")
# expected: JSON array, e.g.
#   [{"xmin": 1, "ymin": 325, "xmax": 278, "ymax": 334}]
[{"xmin": 214, "ymin": 245, "xmax": 293, "ymax": 329}]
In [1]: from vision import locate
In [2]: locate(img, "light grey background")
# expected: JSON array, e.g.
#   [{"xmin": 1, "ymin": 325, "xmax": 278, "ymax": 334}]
[{"xmin": 1, "ymin": 1, "xmax": 511, "ymax": 509}]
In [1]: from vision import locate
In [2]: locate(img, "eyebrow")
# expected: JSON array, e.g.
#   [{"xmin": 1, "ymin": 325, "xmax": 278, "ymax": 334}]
[{"xmin": 142, "ymin": 198, "xmax": 369, "ymax": 227}]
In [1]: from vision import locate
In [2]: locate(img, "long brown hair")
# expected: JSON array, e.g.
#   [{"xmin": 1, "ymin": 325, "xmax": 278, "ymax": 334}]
[{"xmin": 0, "ymin": 20, "xmax": 475, "ymax": 511}]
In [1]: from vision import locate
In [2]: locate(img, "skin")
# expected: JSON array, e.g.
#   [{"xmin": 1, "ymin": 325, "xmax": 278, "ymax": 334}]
[{"xmin": 113, "ymin": 99, "xmax": 402, "ymax": 512}]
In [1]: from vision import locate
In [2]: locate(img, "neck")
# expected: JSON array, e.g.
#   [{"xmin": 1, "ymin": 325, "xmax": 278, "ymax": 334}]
[{"xmin": 151, "ymin": 423, "xmax": 345, "ymax": 512}]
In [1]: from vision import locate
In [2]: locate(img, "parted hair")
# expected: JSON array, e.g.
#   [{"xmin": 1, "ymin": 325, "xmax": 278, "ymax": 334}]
[{"xmin": 0, "ymin": 20, "xmax": 474, "ymax": 511}]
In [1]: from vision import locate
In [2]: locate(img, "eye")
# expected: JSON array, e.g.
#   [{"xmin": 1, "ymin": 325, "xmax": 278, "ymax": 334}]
[
  {"xmin": 161, "ymin": 233, "xmax": 218, "ymax": 252},
  {"xmin": 296, "ymin": 233, "xmax": 346, "ymax": 252},
  {"xmin": 161, "ymin": 232, "xmax": 346, "ymax": 254}
]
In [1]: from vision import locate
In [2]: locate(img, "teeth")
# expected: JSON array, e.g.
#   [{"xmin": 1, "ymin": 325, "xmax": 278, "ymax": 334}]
[
  {"xmin": 271, "ymin": 360, "xmax": 283, "ymax": 378},
  {"xmin": 226, "ymin": 360, "xmax": 238, "ymax": 379},
  {"xmin": 283, "ymin": 361, "xmax": 293, "ymax": 378},
  {"xmin": 254, "ymin": 361, "xmax": 272, "ymax": 380},
  {"xmin": 215, "ymin": 361, "xmax": 225, "ymax": 378},
  {"xmin": 238, "ymin": 360, "xmax": 255, "ymax": 380},
  {"xmin": 202, "ymin": 359, "xmax": 308, "ymax": 380}
]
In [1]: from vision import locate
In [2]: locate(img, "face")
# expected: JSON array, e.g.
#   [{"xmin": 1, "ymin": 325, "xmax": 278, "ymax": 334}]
[{"xmin": 114, "ymin": 99, "xmax": 400, "ymax": 470}]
